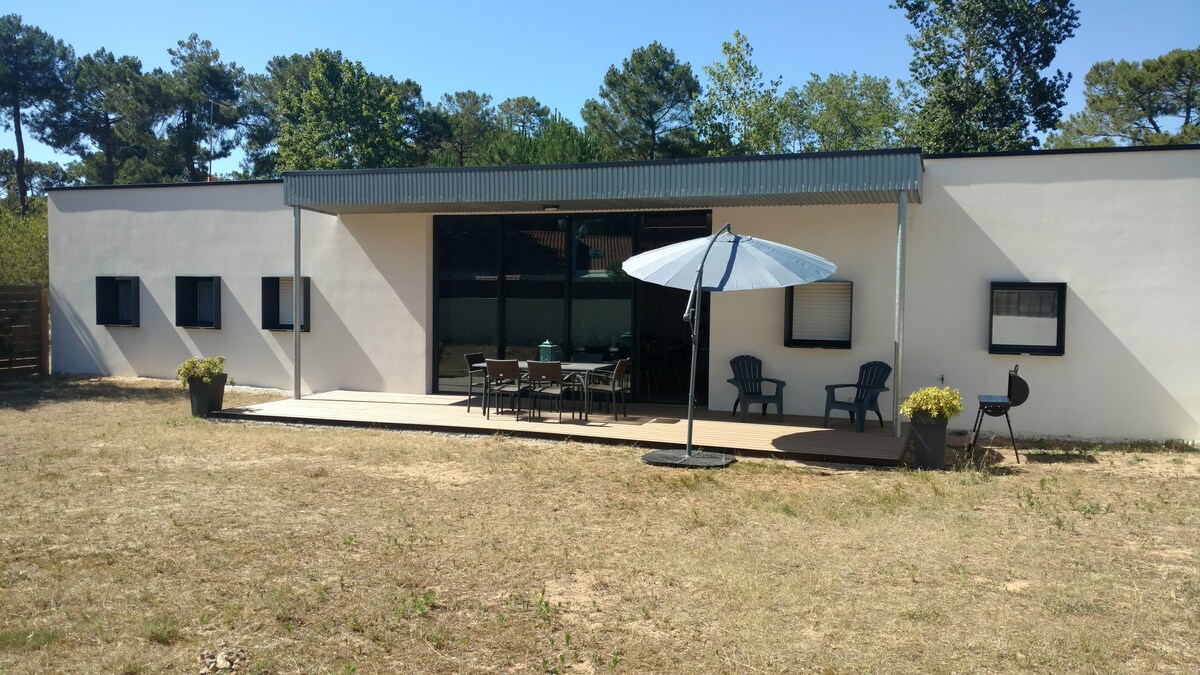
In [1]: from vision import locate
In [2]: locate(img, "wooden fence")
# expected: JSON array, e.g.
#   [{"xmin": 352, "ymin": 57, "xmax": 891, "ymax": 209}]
[{"xmin": 0, "ymin": 285, "xmax": 50, "ymax": 379}]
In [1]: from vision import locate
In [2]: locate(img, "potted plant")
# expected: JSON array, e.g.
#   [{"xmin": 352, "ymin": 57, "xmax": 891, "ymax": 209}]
[
  {"xmin": 900, "ymin": 386, "xmax": 964, "ymax": 470},
  {"xmin": 177, "ymin": 356, "xmax": 229, "ymax": 417}
]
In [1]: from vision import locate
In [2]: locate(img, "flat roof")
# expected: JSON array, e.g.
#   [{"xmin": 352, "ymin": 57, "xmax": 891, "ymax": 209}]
[
  {"xmin": 47, "ymin": 178, "xmax": 282, "ymax": 193},
  {"xmin": 45, "ymin": 144, "xmax": 1199, "ymax": 204}
]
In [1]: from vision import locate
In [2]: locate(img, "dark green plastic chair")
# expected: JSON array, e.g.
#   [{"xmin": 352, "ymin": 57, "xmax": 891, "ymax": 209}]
[
  {"xmin": 727, "ymin": 355, "xmax": 786, "ymax": 422},
  {"xmin": 823, "ymin": 361, "xmax": 892, "ymax": 432}
]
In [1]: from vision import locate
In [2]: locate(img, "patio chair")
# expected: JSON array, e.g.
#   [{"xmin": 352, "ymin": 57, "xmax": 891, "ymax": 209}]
[
  {"xmin": 966, "ymin": 364, "xmax": 1029, "ymax": 463},
  {"xmin": 526, "ymin": 360, "xmax": 575, "ymax": 422},
  {"xmin": 587, "ymin": 358, "xmax": 630, "ymax": 420},
  {"xmin": 727, "ymin": 355, "xmax": 786, "ymax": 422},
  {"xmin": 483, "ymin": 359, "xmax": 529, "ymax": 420},
  {"xmin": 823, "ymin": 361, "xmax": 892, "ymax": 432},
  {"xmin": 463, "ymin": 352, "xmax": 486, "ymax": 412}
]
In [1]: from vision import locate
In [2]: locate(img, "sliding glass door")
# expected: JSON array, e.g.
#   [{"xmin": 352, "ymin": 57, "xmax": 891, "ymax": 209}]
[
  {"xmin": 435, "ymin": 217, "xmax": 500, "ymax": 394},
  {"xmin": 433, "ymin": 211, "xmax": 706, "ymax": 401},
  {"xmin": 569, "ymin": 215, "xmax": 634, "ymax": 363},
  {"xmin": 503, "ymin": 217, "xmax": 568, "ymax": 362}
]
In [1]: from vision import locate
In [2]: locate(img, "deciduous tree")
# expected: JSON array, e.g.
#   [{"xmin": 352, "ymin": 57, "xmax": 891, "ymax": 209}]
[
  {"xmin": 239, "ymin": 52, "xmax": 330, "ymax": 178},
  {"xmin": 693, "ymin": 31, "xmax": 789, "ymax": 155},
  {"xmin": 796, "ymin": 72, "xmax": 905, "ymax": 151},
  {"xmin": 0, "ymin": 197, "xmax": 47, "ymax": 285},
  {"xmin": 276, "ymin": 49, "xmax": 428, "ymax": 170},
  {"xmin": 895, "ymin": 0, "xmax": 1079, "ymax": 152}
]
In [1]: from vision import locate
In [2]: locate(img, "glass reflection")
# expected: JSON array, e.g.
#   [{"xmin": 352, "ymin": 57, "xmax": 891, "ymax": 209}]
[
  {"xmin": 570, "ymin": 215, "xmax": 633, "ymax": 363},
  {"xmin": 504, "ymin": 217, "xmax": 566, "ymax": 362},
  {"xmin": 436, "ymin": 217, "xmax": 499, "ymax": 393}
]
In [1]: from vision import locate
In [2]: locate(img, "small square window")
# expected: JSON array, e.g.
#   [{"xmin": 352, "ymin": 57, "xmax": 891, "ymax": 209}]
[
  {"xmin": 785, "ymin": 281, "xmax": 852, "ymax": 349},
  {"xmin": 989, "ymin": 282, "xmax": 1066, "ymax": 356},
  {"xmin": 262, "ymin": 276, "xmax": 310, "ymax": 331},
  {"xmin": 96, "ymin": 276, "xmax": 139, "ymax": 326},
  {"xmin": 175, "ymin": 276, "xmax": 222, "ymax": 329}
]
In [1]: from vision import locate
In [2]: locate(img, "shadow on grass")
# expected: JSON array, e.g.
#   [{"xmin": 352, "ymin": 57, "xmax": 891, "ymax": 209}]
[
  {"xmin": 0, "ymin": 375, "xmax": 182, "ymax": 411},
  {"xmin": 1022, "ymin": 437, "xmax": 1197, "ymax": 454},
  {"xmin": 907, "ymin": 445, "xmax": 1030, "ymax": 476},
  {"xmin": 1021, "ymin": 451, "xmax": 1100, "ymax": 464}
]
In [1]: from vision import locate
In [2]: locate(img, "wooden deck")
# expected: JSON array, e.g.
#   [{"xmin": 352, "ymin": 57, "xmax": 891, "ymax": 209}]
[{"xmin": 214, "ymin": 391, "xmax": 911, "ymax": 465}]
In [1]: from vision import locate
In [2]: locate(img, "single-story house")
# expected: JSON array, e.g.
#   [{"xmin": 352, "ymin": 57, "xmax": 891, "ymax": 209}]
[{"xmin": 47, "ymin": 145, "xmax": 1200, "ymax": 441}]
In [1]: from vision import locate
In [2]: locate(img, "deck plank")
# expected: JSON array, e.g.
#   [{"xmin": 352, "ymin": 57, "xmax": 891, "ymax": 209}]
[{"xmin": 213, "ymin": 391, "xmax": 910, "ymax": 465}]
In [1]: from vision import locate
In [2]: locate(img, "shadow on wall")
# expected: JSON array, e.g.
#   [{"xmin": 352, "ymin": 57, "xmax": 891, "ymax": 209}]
[
  {"xmin": 200, "ymin": 285, "xmax": 291, "ymax": 389},
  {"xmin": 342, "ymin": 216, "xmax": 427, "ymax": 330},
  {"xmin": 906, "ymin": 181, "xmax": 1198, "ymax": 439},
  {"xmin": 1020, "ymin": 288, "xmax": 1198, "ymax": 439},
  {"xmin": 268, "ymin": 281, "xmax": 385, "ymax": 393},
  {"xmin": 108, "ymin": 286, "xmax": 191, "ymax": 379},
  {"xmin": 50, "ymin": 287, "xmax": 106, "ymax": 375}
]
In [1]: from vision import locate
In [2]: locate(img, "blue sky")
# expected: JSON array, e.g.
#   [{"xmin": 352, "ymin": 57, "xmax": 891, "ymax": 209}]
[{"xmin": 7, "ymin": 0, "xmax": 1199, "ymax": 174}]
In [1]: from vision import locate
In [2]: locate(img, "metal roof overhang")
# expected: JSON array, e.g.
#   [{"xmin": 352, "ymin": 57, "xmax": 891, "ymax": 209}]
[{"xmin": 282, "ymin": 149, "xmax": 923, "ymax": 215}]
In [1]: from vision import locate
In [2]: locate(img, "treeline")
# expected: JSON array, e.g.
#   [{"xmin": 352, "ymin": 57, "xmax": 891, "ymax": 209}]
[
  {"xmin": 2, "ymin": 2, "xmax": 1198, "ymax": 222},
  {"xmin": 0, "ymin": 23, "xmax": 917, "ymax": 213}
]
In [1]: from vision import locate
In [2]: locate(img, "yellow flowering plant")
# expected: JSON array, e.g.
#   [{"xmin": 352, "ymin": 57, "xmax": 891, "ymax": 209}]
[{"xmin": 899, "ymin": 386, "xmax": 964, "ymax": 420}]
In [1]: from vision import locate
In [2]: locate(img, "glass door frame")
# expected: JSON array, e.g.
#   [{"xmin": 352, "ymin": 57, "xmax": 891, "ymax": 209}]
[{"xmin": 432, "ymin": 210, "xmax": 712, "ymax": 401}]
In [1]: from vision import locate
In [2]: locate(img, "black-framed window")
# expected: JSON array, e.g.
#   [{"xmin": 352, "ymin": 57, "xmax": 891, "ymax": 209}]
[
  {"xmin": 262, "ymin": 276, "xmax": 310, "ymax": 331},
  {"xmin": 989, "ymin": 282, "xmax": 1066, "ymax": 355},
  {"xmin": 96, "ymin": 276, "xmax": 139, "ymax": 326},
  {"xmin": 175, "ymin": 276, "xmax": 221, "ymax": 329},
  {"xmin": 785, "ymin": 281, "xmax": 852, "ymax": 349}
]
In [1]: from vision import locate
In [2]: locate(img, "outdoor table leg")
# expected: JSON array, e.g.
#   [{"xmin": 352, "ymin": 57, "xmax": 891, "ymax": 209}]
[{"xmin": 576, "ymin": 371, "xmax": 591, "ymax": 422}]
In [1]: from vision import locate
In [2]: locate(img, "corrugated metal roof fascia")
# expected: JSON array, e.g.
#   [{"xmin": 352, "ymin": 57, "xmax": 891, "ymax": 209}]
[
  {"xmin": 303, "ymin": 189, "xmax": 922, "ymax": 214},
  {"xmin": 285, "ymin": 152, "xmax": 923, "ymax": 209}
]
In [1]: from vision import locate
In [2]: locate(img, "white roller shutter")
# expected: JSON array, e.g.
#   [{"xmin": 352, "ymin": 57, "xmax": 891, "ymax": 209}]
[{"xmin": 788, "ymin": 281, "xmax": 852, "ymax": 346}]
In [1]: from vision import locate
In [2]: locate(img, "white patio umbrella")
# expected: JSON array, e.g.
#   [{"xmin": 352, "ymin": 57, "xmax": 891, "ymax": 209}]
[{"xmin": 621, "ymin": 223, "xmax": 837, "ymax": 467}]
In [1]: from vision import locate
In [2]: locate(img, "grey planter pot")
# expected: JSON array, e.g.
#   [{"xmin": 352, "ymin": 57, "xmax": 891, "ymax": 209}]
[
  {"xmin": 910, "ymin": 412, "xmax": 948, "ymax": 470},
  {"xmin": 187, "ymin": 373, "xmax": 227, "ymax": 417}
]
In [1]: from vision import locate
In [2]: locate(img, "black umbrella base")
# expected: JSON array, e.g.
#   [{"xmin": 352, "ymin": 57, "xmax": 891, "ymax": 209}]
[{"xmin": 641, "ymin": 449, "xmax": 736, "ymax": 468}]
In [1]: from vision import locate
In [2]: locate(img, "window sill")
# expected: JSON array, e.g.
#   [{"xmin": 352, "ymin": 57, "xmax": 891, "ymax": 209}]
[{"xmin": 784, "ymin": 340, "xmax": 851, "ymax": 349}]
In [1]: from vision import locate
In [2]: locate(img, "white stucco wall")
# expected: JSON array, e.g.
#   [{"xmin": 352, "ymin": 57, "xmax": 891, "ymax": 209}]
[
  {"xmin": 48, "ymin": 148, "xmax": 1200, "ymax": 440},
  {"xmin": 907, "ymin": 150, "xmax": 1200, "ymax": 440},
  {"xmin": 49, "ymin": 182, "xmax": 432, "ymax": 394},
  {"xmin": 708, "ymin": 203, "xmax": 902, "ymax": 422},
  {"xmin": 710, "ymin": 149, "xmax": 1200, "ymax": 441}
]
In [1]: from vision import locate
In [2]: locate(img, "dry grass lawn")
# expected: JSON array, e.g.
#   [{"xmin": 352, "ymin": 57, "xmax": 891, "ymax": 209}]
[{"xmin": 0, "ymin": 377, "xmax": 1197, "ymax": 673}]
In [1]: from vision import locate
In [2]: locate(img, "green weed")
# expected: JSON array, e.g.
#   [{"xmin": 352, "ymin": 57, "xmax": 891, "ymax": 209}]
[
  {"xmin": 139, "ymin": 615, "xmax": 180, "ymax": 645},
  {"xmin": 0, "ymin": 628, "xmax": 58, "ymax": 652},
  {"xmin": 397, "ymin": 588, "xmax": 438, "ymax": 620}
]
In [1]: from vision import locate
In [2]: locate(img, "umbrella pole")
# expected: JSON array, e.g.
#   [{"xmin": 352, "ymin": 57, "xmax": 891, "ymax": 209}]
[
  {"xmin": 684, "ymin": 224, "xmax": 731, "ymax": 458},
  {"xmin": 685, "ymin": 274, "xmax": 701, "ymax": 457}
]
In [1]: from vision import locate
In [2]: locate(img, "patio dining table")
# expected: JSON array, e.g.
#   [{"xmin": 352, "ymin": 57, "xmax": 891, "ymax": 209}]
[{"xmin": 513, "ymin": 360, "xmax": 615, "ymax": 421}]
